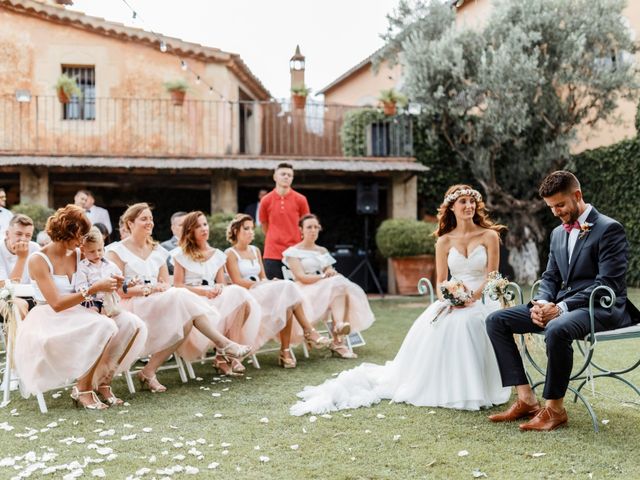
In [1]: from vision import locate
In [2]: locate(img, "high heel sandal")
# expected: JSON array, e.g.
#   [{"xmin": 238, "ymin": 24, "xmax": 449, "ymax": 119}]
[
  {"xmin": 304, "ymin": 328, "xmax": 331, "ymax": 350},
  {"xmin": 213, "ymin": 354, "xmax": 241, "ymax": 376},
  {"xmin": 71, "ymin": 386, "xmax": 108, "ymax": 410},
  {"xmin": 217, "ymin": 342, "xmax": 251, "ymax": 361},
  {"xmin": 230, "ymin": 358, "xmax": 246, "ymax": 374},
  {"xmin": 96, "ymin": 385, "xmax": 124, "ymax": 407},
  {"xmin": 334, "ymin": 322, "xmax": 351, "ymax": 337},
  {"xmin": 330, "ymin": 342, "xmax": 358, "ymax": 359},
  {"xmin": 137, "ymin": 371, "xmax": 167, "ymax": 393},
  {"xmin": 278, "ymin": 348, "xmax": 297, "ymax": 369}
]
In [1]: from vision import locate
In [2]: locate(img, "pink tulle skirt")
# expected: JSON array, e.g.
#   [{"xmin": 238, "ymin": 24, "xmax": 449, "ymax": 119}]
[
  {"xmin": 14, "ymin": 304, "xmax": 147, "ymax": 395},
  {"xmin": 119, "ymin": 287, "xmax": 220, "ymax": 356},
  {"xmin": 296, "ymin": 275, "xmax": 375, "ymax": 333},
  {"xmin": 176, "ymin": 285, "xmax": 261, "ymax": 361},
  {"xmin": 249, "ymin": 280, "xmax": 313, "ymax": 347}
]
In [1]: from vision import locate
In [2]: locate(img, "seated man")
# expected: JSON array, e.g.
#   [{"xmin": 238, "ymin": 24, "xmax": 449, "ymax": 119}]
[{"xmin": 0, "ymin": 214, "xmax": 39, "ymax": 302}]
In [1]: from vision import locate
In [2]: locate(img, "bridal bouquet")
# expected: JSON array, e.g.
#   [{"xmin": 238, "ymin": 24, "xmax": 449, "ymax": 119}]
[
  {"xmin": 482, "ymin": 271, "xmax": 511, "ymax": 307},
  {"xmin": 440, "ymin": 278, "xmax": 473, "ymax": 307}
]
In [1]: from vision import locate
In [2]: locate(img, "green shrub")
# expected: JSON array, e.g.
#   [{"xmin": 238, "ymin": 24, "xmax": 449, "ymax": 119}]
[
  {"xmin": 340, "ymin": 108, "xmax": 386, "ymax": 156},
  {"xmin": 11, "ymin": 203, "xmax": 54, "ymax": 234},
  {"xmin": 206, "ymin": 213, "xmax": 264, "ymax": 253},
  {"xmin": 573, "ymin": 138, "xmax": 640, "ymax": 286},
  {"xmin": 375, "ymin": 219, "xmax": 437, "ymax": 258}
]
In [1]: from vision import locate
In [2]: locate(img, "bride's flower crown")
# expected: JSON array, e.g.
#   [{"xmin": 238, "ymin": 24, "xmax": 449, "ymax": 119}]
[{"xmin": 444, "ymin": 188, "xmax": 482, "ymax": 206}]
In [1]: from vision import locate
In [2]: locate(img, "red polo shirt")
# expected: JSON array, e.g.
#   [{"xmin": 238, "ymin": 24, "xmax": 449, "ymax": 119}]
[{"xmin": 259, "ymin": 188, "xmax": 310, "ymax": 260}]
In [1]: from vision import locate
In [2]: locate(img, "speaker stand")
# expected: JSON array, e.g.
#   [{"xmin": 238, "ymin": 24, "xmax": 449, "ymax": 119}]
[{"xmin": 348, "ymin": 215, "xmax": 384, "ymax": 297}]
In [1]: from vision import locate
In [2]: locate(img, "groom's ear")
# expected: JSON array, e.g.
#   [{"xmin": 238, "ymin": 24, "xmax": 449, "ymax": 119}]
[{"xmin": 573, "ymin": 189, "xmax": 583, "ymax": 203}]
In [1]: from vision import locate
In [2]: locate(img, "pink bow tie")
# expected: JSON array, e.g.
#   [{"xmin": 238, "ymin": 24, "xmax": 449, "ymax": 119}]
[{"xmin": 562, "ymin": 221, "xmax": 580, "ymax": 233}]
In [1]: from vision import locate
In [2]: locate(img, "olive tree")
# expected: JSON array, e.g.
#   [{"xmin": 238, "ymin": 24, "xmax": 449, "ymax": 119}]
[{"xmin": 380, "ymin": 0, "xmax": 638, "ymax": 283}]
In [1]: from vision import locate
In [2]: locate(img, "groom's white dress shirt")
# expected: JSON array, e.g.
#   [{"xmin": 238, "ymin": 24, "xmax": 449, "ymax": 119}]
[
  {"xmin": 567, "ymin": 204, "xmax": 592, "ymax": 263},
  {"xmin": 86, "ymin": 205, "xmax": 112, "ymax": 234}
]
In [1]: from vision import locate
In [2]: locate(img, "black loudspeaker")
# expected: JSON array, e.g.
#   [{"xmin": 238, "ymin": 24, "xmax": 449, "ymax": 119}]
[{"xmin": 356, "ymin": 182, "xmax": 379, "ymax": 215}]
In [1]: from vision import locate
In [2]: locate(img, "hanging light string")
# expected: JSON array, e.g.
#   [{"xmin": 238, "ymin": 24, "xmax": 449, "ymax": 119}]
[{"xmin": 119, "ymin": 0, "xmax": 226, "ymax": 100}]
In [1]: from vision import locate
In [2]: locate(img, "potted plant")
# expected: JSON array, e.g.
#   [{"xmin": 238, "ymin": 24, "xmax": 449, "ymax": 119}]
[
  {"xmin": 378, "ymin": 88, "xmax": 407, "ymax": 116},
  {"xmin": 376, "ymin": 219, "xmax": 437, "ymax": 295},
  {"xmin": 291, "ymin": 85, "xmax": 311, "ymax": 109},
  {"xmin": 164, "ymin": 79, "xmax": 189, "ymax": 106},
  {"xmin": 55, "ymin": 74, "xmax": 82, "ymax": 104}
]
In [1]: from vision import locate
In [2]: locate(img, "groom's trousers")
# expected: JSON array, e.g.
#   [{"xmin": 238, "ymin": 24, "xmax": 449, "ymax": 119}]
[{"xmin": 486, "ymin": 304, "xmax": 606, "ymax": 400}]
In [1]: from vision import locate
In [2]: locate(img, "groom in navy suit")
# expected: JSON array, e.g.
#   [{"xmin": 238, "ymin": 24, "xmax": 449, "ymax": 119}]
[{"xmin": 486, "ymin": 171, "xmax": 639, "ymax": 431}]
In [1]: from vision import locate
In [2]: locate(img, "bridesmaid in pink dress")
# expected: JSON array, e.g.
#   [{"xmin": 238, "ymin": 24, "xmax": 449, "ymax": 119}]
[
  {"xmin": 14, "ymin": 205, "xmax": 148, "ymax": 410},
  {"xmin": 225, "ymin": 214, "xmax": 330, "ymax": 369},
  {"xmin": 107, "ymin": 203, "xmax": 250, "ymax": 392},
  {"xmin": 172, "ymin": 211, "xmax": 261, "ymax": 376},
  {"xmin": 283, "ymin": 214, "xmax": 375, "ymax": 359}
]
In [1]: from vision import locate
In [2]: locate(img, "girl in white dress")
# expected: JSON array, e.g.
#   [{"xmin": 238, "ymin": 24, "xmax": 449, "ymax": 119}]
[
  {"xmin": 225, "ymin": 214, "xmax": 330, "ymax": 368},
  {"xmin": 107, "ymin": 203, "xmax": 250, "ymax": 393},
  {"xmin": 14, "ymin": 205, "xmax": 148, "ymax": 410},
  {"xmin": 283, "ymin": 214, "xmax": 375, "ymax": 359},
  {"xmin": 290, "ymin": 185, "xmax": 512, "ymax": 415},
  {"xmin": 172, "ymin": 211, "xmax": 261, "ymax": 376}
]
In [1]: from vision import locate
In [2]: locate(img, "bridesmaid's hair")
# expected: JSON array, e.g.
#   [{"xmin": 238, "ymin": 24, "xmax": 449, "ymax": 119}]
[
  {"xmin": 226, "ymin": 213, "xmax": 254, "ymax": 244},
  {"xmin": 46, "ymin": 204, "xmax": 92, "ymax": 242},
  {"xmin": 121, "ymin": 202, "xmax": 157, "ymax": 247},
  {"xmin": 434, "ymin": 184, "xmax": 506, "ymax": 238},
  {"xmin": 298, "ymin": 213, "xmax": 321, "ymax": 229},
  {"xmin": 180, "ymin": 211, "xmax": 208, "ymax": 262}
]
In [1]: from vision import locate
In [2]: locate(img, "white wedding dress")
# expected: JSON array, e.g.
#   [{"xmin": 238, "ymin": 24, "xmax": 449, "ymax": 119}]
[{"xmin": 290, "ymin": 245, "xmax": 511, "ymax": 415}]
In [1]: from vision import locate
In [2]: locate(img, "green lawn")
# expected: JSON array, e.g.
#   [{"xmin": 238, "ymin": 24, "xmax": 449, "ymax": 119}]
[{"xmin": 1, "ymin": 294, "xmax": 639, "ymax": 479}]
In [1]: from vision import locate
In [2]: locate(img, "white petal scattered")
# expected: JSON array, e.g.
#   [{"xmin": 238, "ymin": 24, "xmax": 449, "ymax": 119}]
[
  {"xmin": 213, "ymin": 413, "xmax": 223, "ymax": 418},
  {"xmin": 602, "ymin": 419, "xmax": 610, "ymax": 425},
  {"xmin": 351, "ymin": 456, "xmax": 356, "ymax": 461},
  {"xmin": 472, "ymin": 470, "xmax": 488, "ymax": 478},
  {"xmin": 259, "ymin": 417, "xmax": 269, "ymax": 424},
  {"xmin": 376, "ymin": 414, "xmax": 386, "ymax": 419},
  {"xmin": 121, "ymin": 434, "xmax": 137, "ymax": 441},
  {"xmin": 195, "ymin": 377, "xmax": 203, "ymax": 381},
  {"xmin": 222, "ymin": 450, "xmax": 229, "ymax": 456},
  {"xmin": 309, "ymin": 416, "xmax": 317, "ymax": 423},
  {"xmin": 142, "ymin": 427, "xmax": 153, "ymax": 433},
  {"xmin": 99, "ymin": 429, "xmax": 115, "ymax": 437},
  {"xmin": 173, "ymin": 454, "xmax": 186, "ymax": 460},
  {"xmin": 123, "ymin": 424, "xmax": 134, "ymax": 429},
  {"xmin": 95, "ymin": 420, "xmax": 105, "ymax": 424},
  {"xmin": 221, "ymin": 442, "xmax": 231, "ymax": 448},
  {"xmin": 211, "ymin": 393, "xmax": 221, "ymax": 397},
  {"xmin": 91, "ymin": 468, "xmax": 106, "ymax": 478},
  {"xmin": 458, "ymin": 450, "xmax": 470, "ymax": 457},
  {"xmin": 106, "ymin": 453, "xmax": 118, "ymax": 461},
  {"xmin": 0, "ymin": 422, "xmax": 14, "ymax": 431},
  {"xmin": 259, "ymin": 455, "xmax": 270, "ymax": 463},
  {"xmin": 393, "ymin": 435, "xmax": 401, "ymax": 442},
  {"xmin": 364, "ymin": 429, "xmax": 371, "ymax": 434},
  {"xmin": 320, "ymin": 414, "xmax": 332, "ymax": 419},
  {"xmin": 530, "ymin": 452, "xmax": 546, "ymax": 458},
  {"xmin": 96, "ymin": 447, "xmax": 113, "ymax": 456},
  {"xmin": 148, "ymin": 455, "xmax": 157, "ymax": 463},
  {"xmin": 52, "ymin": 393, "xmax": 62, "ymax": 399},
  {"xmin": 428, "ymin": 410, "xmax": 436, "ymax": 415},
  {"xmin": 342, "ymin": 414, "xmax": 352, "ymax": 418},
  {"xmin": 46, "ymin": 422, "xmax": 58, "ymax": 428},
  {"xmin": 173, "ymin": 442, "xmax": 184, "ymax": 448},
  {"xmin": 196, "ymin": 438, "xmax": 206, "ymax": 444},
  {"xmin": 290, "ymin": 444, "xmax": 299, "ymax": 450},
  {"xmin": 185, "ymin": 466, "xmax": 199, "ymax": 474},
  {"xmin": 302, "ymin": 427, "xmax": 307, "ymax": 434},
  {"xmin": 254, "ymin": 445, "xmax": 260, "ymax": 450},
  {"xmin": 195, "ymin": 413, "xmax": 204, "ymax": 418},
  {"xmin": 208, "ymin": 462, "xmax": 220, "ymax": 469}
]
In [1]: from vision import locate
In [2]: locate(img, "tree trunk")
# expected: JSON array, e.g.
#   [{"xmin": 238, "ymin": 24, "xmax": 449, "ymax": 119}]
[{"xmin": 507, "ymin": 226, "xmax": 541, "ymax": 285}]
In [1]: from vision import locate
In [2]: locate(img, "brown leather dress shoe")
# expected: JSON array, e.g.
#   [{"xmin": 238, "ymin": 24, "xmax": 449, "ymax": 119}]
[
  {"xmin": 519, "ymin": 407, "xmax": 568, "ymax": 431},
  {"xmin": 488, "ymin": 398, "xmax": 541, "ymax": 422}
]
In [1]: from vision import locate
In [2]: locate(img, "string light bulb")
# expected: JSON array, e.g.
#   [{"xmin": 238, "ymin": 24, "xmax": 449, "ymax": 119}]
[
  {"xmin": 159, "ymin": 40, "xmax": 167, "ymax": 53},
  {"xmin": 209, "ymin": 87, "xmax": 214, "ymax": 95},
  {"xmin": 196, "ymin": 75, "xmax": 201, "ymax": 85},
  {"xmin": 180, "ymin": 60, "xmax": 188, "ymax": 71}
]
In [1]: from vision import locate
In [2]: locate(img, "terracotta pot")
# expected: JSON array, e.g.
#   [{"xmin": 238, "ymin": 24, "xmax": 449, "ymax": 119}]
[
  {"xmin": 292, "ymin": 93, "xmax": 306, "ymax": 109},
  {"xmin": 382, "ymin": 101, "xmax": 397, "ymax": 116},
  {"xmin": 57, "ymin": 88, "xmax": 70, "ymax": 104},
  {"xmin": 169, "ymin": 89, "xmax": 186, "ymax": 106},
  {"xmin": 391, "ymin": 254, "xmax": 436, "ymax": 295}
]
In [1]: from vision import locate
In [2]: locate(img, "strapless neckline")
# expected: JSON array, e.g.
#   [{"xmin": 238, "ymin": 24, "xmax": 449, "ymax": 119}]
[{"xmin": 450, "ymin": 245, "xmax": 486, "ymax": 260}]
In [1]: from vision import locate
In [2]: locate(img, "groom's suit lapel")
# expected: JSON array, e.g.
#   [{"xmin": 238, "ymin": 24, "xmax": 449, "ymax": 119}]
[
  {"xmin": 567, "ymin": 208, "xmax": 599, "ymax": 279},
  {"xmin": 556, "ymin": 228, "xmax": 569, "ymax": 280}
]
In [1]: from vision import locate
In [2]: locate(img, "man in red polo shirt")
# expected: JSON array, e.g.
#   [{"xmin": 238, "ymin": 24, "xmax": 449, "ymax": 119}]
[{"xmin": 259, "ymin": 162, "xmax": 310, "ymax": 279}]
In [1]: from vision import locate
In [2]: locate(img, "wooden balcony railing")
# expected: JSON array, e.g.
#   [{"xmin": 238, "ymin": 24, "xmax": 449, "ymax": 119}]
[{"xmin": 0, "ymin": 96, "xmax": 413, "ymax": 158}]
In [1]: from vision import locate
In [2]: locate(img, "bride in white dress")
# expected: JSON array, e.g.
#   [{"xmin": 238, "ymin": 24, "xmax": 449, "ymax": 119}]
[{"xmin": 290, "ymin": 185, "xmax": 512, "ymax": 415}]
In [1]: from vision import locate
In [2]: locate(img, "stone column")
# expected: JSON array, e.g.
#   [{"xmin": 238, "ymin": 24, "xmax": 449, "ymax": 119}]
[
  {"xmin": 19, "ymin": 167, "xmax": 50, "ymax": 207},
  {"xmin": 210, "ymin": 172, "xmax": 238, "ymax": 214},
  {"xmin": 386, "ymin": 173, "xmax": 418, "ymax": 294}
]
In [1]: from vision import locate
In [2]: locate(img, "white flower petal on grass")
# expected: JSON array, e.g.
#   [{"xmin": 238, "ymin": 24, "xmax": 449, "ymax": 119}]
[
  {"xmin": 309, "ymin": 416, "xmax": 317, "ymax": 423},
  {"xmin": 376, "ymin": 414, "xmax": 386, "ymax": 419},
  {"xmin": 221, "ymin": 450, "xmax": 229, "ymax": 456},
  {"xmin": 259, "ymin": 417, "xmax": 269, "ymax": 424},
  {"xmin": 173, "ymin": 454, "xmax": 186, "ymax": 461},
  {"xmin": 208, "ymin": 462, "xmax": 220, "ymax": 469},
  {"xmin": 428, "ymin": 410, "xmax": 436, "ymax": 415},
  {"xmin": 123, "ymin": 424, "xmax": 134, "ymax": 429},
  {"xmin": 169, "ymin": 425, "xmax": 179, "ymax": 430},
  {"xmin": 393, "ymin": 435, "xmax": 401, "ymax": 442},
  {"xmin": 254, "ymin": 445, "xmax": 260, "ymax": 450},
  {"xmin": 46, "ymin": 422, "xmax": 58, "ymax": 428},
  {"xmin": 99, "ymin": 429, "xmax": 115, "ymax": 437},
  {"xmin": 196, "ymin": 438, "xmax": 206, "ymax": 444},
  {"xmin": 185, "ymin": 466, "xmax": 199, "ymax": 474},
  {"xmin": 95, "ymin": 420, "xmax": 105, "ymax": 424},
  {"xmin": 458, "ymin": 450, "xmax": 469, "ymax": 457},
  {"xmin": 173, "ymin": 442, "xmax": 184, "ymax": 448},
  {"xmin": 211, "ymin": 393, "xmax": 221, "ymax": 398},
  {"xmin": 472, "ymin": 470, "xmax": 487, "ymax": 478},
  {"xmin": 350, "ymin": 457, "xmax": 356, "ymax": 461},
  {"xmin": 195, "ymin": 377, "xmax": 203, "ymax": 381},
  {"xmin": 147, "ymin": 455, "xmax": 157, "ymax": 463},
  {"xmin": 302, "ymin": 427, "xmax": 307, "ymax": 434},
  {"xmin": 161, "ymin": 437, "xmax": 173, "ymax": 443},
  {"xmin": 530, "ymin": 452, "xmax": 546, "ymax": 458},
  {"xmin": 51, "ymin": 393, "xmax": 62, "ymax": 399},
  {"xmin": 121, "ymin": 434, "xmax": 137, "ymax": 441},
  {"xmin": 364, "ymin": 430, "xmax": 371, "ymax": 434},
  {"xmin": 95, "ymin": 448, "xmax": 113, "ymax": 456},
  {"xmin": 342, "ymin": 414, "xmax": 352, "ymax": 418},
  {"xmin": 320, "ymin": 414, "xmax": 332, "ymax": 419},
  {"xmin": 194, "ymin": 413, "xmax": 203, "ymax": 418},
  {"xmin": 259, "ymin": 456, "xmax": 270, "ymax": 463},
  {"xmin": 290, "ymin": 444, "xmax": 299, "ymax": 450},
  {"xmin": 135, "ymin": 467, "xmax": 151, "ymax": 476},
  {"xmin": 0, "ymin": 422, "xmax": 14, "ymax": 431},
  {"xmin": 222, "ymin": 388, "xmax": 230, "ymax": 392},
  {"xmin": 213, "ymin": 413, "xmax": 223, "ymax": 418},
  {"xmin": 142, "ymin": 427, "xmax": 152, "ymax": 433},
  {"xmin": 601, "ymin": 419, "xmax": 610, "ymax": 425},
  {"xmin": 91, "ymin": 468, "xmax": 106, "ymax": 478}
]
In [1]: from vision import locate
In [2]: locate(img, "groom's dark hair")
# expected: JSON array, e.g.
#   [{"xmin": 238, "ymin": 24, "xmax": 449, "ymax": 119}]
[{"xmin": 538, "ymin": 170, "xmax": 580, "ymax": 198}]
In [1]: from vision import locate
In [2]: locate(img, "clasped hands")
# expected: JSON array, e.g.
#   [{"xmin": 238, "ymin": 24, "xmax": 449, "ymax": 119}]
[{"xmin": 530, "ymin": 301, "xmax": 561, "ymax": 328}]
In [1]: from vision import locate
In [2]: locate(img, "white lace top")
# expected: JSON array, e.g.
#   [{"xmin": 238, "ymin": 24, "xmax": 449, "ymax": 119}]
[
  {"xmin": 282, "ymin": 247, "xmax": 336, "ymax": 275},
  {"xmin": 109, "ymin": 242, "xmax": 168, "ymax": 285},
  {"xmin": 171, "ymin": 248, "xmax": 226, "ymax": 286},
  {"xmin": 226, "ymin": 246, "xmax": 261, "ymax": 281},
  {"xmin": 30, "ymin": 250, "xmax": 77, "ymax": 302}
]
